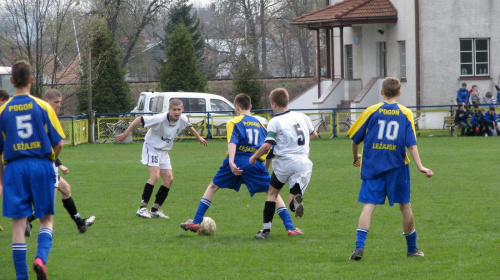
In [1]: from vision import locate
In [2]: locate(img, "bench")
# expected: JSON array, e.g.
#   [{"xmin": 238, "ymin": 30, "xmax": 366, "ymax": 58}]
[{"xmin": 443, "ymin": 116, "xmax": 456, "ymax": 136}]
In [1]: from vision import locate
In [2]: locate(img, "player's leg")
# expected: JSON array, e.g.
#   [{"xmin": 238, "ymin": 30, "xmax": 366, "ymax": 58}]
[
  {"xmin": 350, "ymin": 203, "xmax": 375, "ymax": 261},
  {"xmin": 400, "ymin": 203, "xmax": 423, "ymax": 257},
  {"xmin": 180, "ymin": 182, "xmax": 220, "ymax": 232},
  {"xmin": 12, "ymin": 218, "xmax": 29, "ymax": 279},
  {"xmin": 150, "ymin": 167, "xmax": 172, "ymax": 218},
  {"xmin": 58, "ymin": 177, "xmax": 95, "ymax": 233},
  {"xmin": 276, "ymin": 195, "xmax": 302, "ymax": 236},
  {"xmin": 33, "ymin": 214, "xmax": 53, "ymax": 280},
  {"xmin": 287, "ymin": 156, "xmax": 312, "ymax": 219},
  {"xmin": 255, "ymin": 172, "xmax": 283, "ymax": 239}
]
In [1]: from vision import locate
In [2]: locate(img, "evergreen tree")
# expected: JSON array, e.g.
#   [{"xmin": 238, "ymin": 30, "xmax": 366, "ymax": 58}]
[
  {"xmin": 77, "ymin": 19, "xmax": 132, "ymax": 113},
  {"xmin": 233, "ymin": 54, "xmax": 265, "ymax": 109},
  {"xmin": 158, "ymin": 23, "xmax": 207, "ymax": 92}
]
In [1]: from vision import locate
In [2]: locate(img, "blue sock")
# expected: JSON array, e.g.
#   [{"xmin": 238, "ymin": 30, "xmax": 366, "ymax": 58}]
[
  {"xmin": 12, "ymin": 243, "xmax": 28, "ymax": 280},
  {"xmin": 355, "ymin": 228, "xmax": 369, "ymax": 250},
  {"xmin": 404, "ymin": 230, "xmax": 418, "ymax": 253},
  {"xmin": 277, "ymin": 207, "xmax": 294, "ymax": 231},
  {"xmin": 193, "ymin": 198, "xmax": 211, "ymax": 224},
  {"xmin": 36, "ymin": 228, "xmax": 53, "ymax": 264}
]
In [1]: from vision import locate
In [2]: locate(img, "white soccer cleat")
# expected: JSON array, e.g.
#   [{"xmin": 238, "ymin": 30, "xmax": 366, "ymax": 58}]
[
  {"xmin": 136, "ymin": 207, "xmax": 151, "ymax": 219},
  {"xmin": 150, "ymin": 209, "xmax": 169, "ymax": 219}
]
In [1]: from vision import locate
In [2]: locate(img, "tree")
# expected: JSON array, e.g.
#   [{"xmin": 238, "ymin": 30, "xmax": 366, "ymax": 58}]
[
  {"xmin": 158, "ymin": 22, "xmax": 207, "ymax": 92},
  {"xmin": 233, "ymin": 54, "xmax": 265, "ymax": 109},
  {"xmin": 77, "ymin": 19, "xmax": 132, "ymax": 113}
]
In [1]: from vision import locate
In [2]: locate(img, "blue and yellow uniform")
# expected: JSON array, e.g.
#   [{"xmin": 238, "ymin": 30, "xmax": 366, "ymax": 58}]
[
  {"xmin": 212, "ymin": 114, "xmax": 269, "ymax": 196},
  {"xmin": 348, "ymin": 102, "xmax": 416, "ymax": 206},
  {"xmin": 1, "ymin": 93, "xmax": 65, "ymax": 219}
]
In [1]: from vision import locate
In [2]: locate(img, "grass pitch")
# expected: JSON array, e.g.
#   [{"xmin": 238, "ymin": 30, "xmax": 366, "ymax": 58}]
[{"xmin": 0, "ymin": 137, "xmax": 499, "ymax": 279}]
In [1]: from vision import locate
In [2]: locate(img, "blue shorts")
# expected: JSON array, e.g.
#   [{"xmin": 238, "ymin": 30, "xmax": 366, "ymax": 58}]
[
  {"xmin": 358, "ymin": 165, "xmax": 411, "ymax": 206},
  {"xmin": 212, "ymin": 157, "xmax": 270, "ymax": 197},
  {"xmin": 2, "ymin": 157, "xmax": 56, "ymax": 219}
]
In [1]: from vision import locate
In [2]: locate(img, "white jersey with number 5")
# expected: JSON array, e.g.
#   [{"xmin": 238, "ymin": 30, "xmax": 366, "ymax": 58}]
[
  {"xmin": 265, "ymin": 110, "xmax": 314, "ymax": 157},
  {"xmin": 143, "ymin": 113, "xmax": 192, "ymax": 151}
]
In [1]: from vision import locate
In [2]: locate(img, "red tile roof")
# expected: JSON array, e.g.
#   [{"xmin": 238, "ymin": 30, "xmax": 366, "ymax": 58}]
[{"xmin": 292, "ymin": 0, "xmax": 397, "ymax": 27}]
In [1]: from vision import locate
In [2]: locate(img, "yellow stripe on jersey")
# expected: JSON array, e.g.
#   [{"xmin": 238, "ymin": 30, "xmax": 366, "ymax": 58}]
[
  {"xmin": 33, "ymin": 97, "xmax": 66, "ymax": 139},
  {"xmin": 347, "ymin": 102, "xmax": 384, "ymax": 138}
]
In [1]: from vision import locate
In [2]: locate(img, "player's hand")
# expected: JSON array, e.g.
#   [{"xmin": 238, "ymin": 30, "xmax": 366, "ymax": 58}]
[
  {"xmin": 230, "ymin": 162, "xmax": 243, "ymax": 175},
  {"xmin": 353, "ymin": 154, "xmax": 361, "ymax": 167},
  {"xmin": 199, "ymin": 138, "xmax": 208, "ymax": 146},
  {"xmin": 116, "ymin": 133, "xmax": 127, "ymax": 143},
  {"xmin": 249, "ymin": 156, "xmax": 256, "ymax": 165},
  {"xmin": 59, "ymin": 165, "xmax": 69, "ymax": 174},
  {"xmin": 419, "ymin": 167, "xmax": 434, "ymax": 178}
]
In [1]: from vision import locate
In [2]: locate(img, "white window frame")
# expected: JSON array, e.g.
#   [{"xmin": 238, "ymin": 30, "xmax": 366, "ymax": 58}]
[
  {"xmin": 398, "ymin": 41, "xmax": 406, "ymax": 80},
  {"xmin": 460, "ymin": 38, "xmax": 489, "ymax": 77}
]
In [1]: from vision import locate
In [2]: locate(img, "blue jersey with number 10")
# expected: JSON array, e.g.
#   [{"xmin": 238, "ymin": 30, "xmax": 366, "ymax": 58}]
[
  {"xmin": 0, "ymin": 93, "xmax": 65, "ymax": 164},
  {"xmin": 226, "ymin": 114, "xmax": 268, "ymax": 161},
  {"xmin": 347, "ymin": 102, "xmax": 417, "ymax": 180}
]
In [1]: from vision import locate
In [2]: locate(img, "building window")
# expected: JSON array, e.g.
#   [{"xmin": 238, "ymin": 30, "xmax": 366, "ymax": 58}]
[
  {"xmin": 398, "ymin": 41, "xmax": 406, "ymax": 80},
  {"xmin": 377, "ymin": 42, "xmax": 387, "ymax": 77},
  {"xmin": 460, "ymin": 38, "xmax": 489, "ymax": 76},
  {"xmin": 345, "ymin": 45, "xmax": 353, "ymax": 80}
]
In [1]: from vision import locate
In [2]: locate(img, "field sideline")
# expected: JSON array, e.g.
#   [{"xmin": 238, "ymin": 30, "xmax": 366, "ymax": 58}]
[{"xmin": 0, "ymin": 137, "xmax": 498, "ymax": 279}]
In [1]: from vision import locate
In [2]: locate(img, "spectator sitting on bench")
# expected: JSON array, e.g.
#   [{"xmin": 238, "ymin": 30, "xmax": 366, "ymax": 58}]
[
  {"xmin": 471, "ymin": 110, "xmax": 485, "ymax": 136},
  {"xmin": 483, "ymin": 106, "xmax": 500, "ymax": 136},
  {"xmin": 454, "ymin": 103, "xmax": 472, "ymax": 136}
]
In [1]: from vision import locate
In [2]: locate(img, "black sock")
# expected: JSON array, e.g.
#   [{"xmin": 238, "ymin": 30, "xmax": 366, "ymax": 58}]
[
  {"xmin": 141, "ymin": 183, "xmax": 155, "ymax": 204},
  {"xmin": 62, "ymin": 197, "xmax": 84, "ymax": 226},
  {"xmin": 263, "ymin": 201, "xmax": 276, "ymax": 233},
  {"xmin": 153, "ymin": 185, "xmax": 170, "ymax": 209}
]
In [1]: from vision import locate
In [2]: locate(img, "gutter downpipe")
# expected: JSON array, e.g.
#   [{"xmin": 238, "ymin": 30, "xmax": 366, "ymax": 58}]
[{"xmin": 415, "ymin": 0, "xmax": 421, "ymax": 109}]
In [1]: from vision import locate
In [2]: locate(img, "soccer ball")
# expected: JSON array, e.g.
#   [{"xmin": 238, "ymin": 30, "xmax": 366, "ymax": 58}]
[{"xmin": 198, "ymin": 217, "xmax": 216, "ymax": 236}]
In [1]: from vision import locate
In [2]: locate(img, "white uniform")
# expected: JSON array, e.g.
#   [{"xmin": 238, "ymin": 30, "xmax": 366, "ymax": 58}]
[
  {"xmin": 266, "ymin": 110, "xmax": 314, "ymax": 193},
  {"xmin": 140, "ymin": 113, "xmax": 192, "ymax": 169}
]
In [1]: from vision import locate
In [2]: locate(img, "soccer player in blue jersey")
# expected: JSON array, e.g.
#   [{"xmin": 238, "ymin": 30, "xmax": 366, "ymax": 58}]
[
  {"xmin": 0, "ymin": 60, "xmax": 65, "ymax": 280},
  {"xmin": 347, "ymin": 77, "xmax": 434, "ymax": 261},
  {"xmin": 180, "ymin": 93, "xmax": 299, "ymax": 236}
]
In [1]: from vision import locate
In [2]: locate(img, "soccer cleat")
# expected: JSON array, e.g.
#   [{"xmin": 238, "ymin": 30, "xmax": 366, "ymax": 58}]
[
  {"xmin": 78, "ymin": 216, "xmax": 96, "ymax": 233},
  {"xmin": 349, "ymin": 248, "xmax": 364, "ymax": 261},
  {"xmin": 25, "ymin": 221, "xmax": 32, "ymax": 237},
  {"xmin": 407, "ymin": 249, "xmax": 425, "ymax": 258},
  {"xmin": 254, "ymin": 230, "xmax": 270, "ymax": 239},
  {"xmin": 150, "ymin": 209, "xmax": 169, "ymax": 219},
  {"xmin": 293, "ymin": 194, "xmax": 304, "ymax": 219},
  {"xmin": 33, "ymin": 257, "xmax": 48, "ymax": 280},
  {"xmin": 180, "ymin": 220, "xmax": 199, "ymax": 232},
  {"xmin": 136, "ymin": 207, "xmax": 151, "ymax": 219},
  {"xmin": 287, "ymin": 228, "xmax": 304, "ymax": 236}
]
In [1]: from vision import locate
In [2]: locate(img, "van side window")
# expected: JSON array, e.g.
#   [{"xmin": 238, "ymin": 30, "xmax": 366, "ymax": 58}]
[
  {"xmin": 152, "ymin": 96, "xmax": 164, "ymax": 112},
  {"xmin": 148, "ymin": 97, "xmax": 155, "ymax": 111},
  {"xmin": 137, "ymin": 96, "xmax": 145, "ymax": 110},
  {"xmin": 179, "ymin": 98, "xmax": 206, "ymax": 112},
  {"xmin": 211, "ymin": 99, "xmax": 233, "ymax": 112}
]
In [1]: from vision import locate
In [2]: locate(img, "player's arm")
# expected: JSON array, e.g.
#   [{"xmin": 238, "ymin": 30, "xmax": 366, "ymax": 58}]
[
  {"xmin": 116, "ymin": 117, "xmax": 142, "ymax": 143},
  {"xmin": 407, "ymin": 145, "xmax": 434, "ymax": 178},
  {"xmin": 310, "ymin": 130, "xmax": 318, "ymax": 140},
  {"xmin": 249, "ymin": 142, "xmax": 272, "ymax": 165},
  {"xmin": 228, "ymin": 143, "xmax": 242, "ymax": 175},
  {"xmin": 351, "ymin": 141, "xmax": 361, "ymax": 167},
  {"xmin": 186, "ymin": 126, "xmax": 207, "ymax": 146}
]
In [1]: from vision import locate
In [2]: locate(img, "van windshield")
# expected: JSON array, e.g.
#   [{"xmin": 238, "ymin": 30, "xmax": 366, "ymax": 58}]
[
  {"xmin": 211, "ymin": 99, "xmax": 233, "ymax": 112},
  {"xmin": 178, "ymin": 98, "xmax": 206, "ymax": 112}
]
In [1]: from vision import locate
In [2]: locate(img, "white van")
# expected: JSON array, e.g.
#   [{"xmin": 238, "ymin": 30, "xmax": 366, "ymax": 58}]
[{"xmin": 0, "ymin": 66, "xmax": 14, "ymax": 96}]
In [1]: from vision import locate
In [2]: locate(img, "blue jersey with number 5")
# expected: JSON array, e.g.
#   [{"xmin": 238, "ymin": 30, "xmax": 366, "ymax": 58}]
[
  {"xmin": 347, "ymin": 102, "xmax": 416, "ymax": 180},
  {"xmin": 0, "ymin": 93, "xmax": 65, "ymax": 164},
  {"xmin": 226, "ymin": 114, "xmax": 268, "ymax": 161}
]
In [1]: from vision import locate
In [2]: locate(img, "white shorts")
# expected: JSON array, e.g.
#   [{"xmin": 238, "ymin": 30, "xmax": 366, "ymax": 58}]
[
  {"xmin": 53, "ymin": 163, "xmax": 60, "ymax": 188},
  {"xmin": 272, "ymin": 155, "xmax": 313, "ymax": 194},
  {"xmin": 141, "ymin": 142, "xmax": 172, "ymax": 170}
]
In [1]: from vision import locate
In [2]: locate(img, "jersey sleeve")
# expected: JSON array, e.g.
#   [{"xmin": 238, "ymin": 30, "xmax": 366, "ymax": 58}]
[
  {"xmin": 227, "ymin": 118, "xmax": 238, "ymax": 144},
  {"xmin": 303, "ymin": 114, "xmax": 315, "ymax": 134},
  {"xmin": 142, "ymin": 112, "xmax": 167, "ymax": 128},
  {"xmin": 265, "ymin": 119, "xmax": 278, "ymax": 144},
  {"xmin": 35, "ymin": 98, "xmax": 65, "ymax": 145},
  {"xmin": 398, "ymin": 104, "xmax": 417, "ymax": 147},
  {"xmin": 348, "ymin": 103, "xmax": 383, "ymax": 144}
]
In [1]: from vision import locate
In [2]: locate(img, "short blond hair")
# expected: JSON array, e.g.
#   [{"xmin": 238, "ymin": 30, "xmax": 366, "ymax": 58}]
[
  {"xmin": 382, "ymin": 77, "xmax": 401, "ymax": 98},
  {"xmin": 269, "ymin": 88, "xmax": 289, "ymax": 108},
  {"xmin": 169, "ymin": 98, "xmax": 183, "ymax": 108}
]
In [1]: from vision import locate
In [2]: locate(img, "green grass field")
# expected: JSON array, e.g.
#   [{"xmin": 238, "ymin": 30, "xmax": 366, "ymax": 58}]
[{"xmin": 0, "ymin": 137, "xmax": 499, "ymax": 279}]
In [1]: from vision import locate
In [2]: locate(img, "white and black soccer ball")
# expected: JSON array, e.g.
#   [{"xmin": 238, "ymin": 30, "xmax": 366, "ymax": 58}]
[{"xmin": 198, "ymin": 217, "xmax": 216, "ymax": 236}]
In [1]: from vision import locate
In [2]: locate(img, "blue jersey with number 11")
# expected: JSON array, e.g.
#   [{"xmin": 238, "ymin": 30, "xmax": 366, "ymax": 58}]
[
  {"xmin": 347, "ymin": 102, "xmax": 416, "ymax": 180},
  {"xmin": 226, "ymin": 114, "xmax": 268, "ymax": 161}
]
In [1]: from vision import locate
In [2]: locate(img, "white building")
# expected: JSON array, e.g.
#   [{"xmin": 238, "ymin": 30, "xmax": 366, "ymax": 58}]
[{"xmin": 290, "ymin": 0, "xmax": 499, "ymax": 112}]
